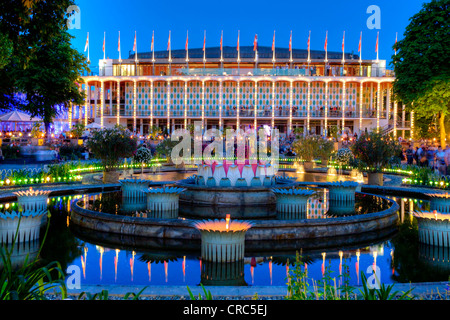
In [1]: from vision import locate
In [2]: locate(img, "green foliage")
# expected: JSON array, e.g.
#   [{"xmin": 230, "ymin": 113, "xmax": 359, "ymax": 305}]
[
  {"xmin": 69, "ymin": 123, "xmax": 85, "ymax": 139},
  {"xmin": 148, "ymin": 126, "xmax": 162, "ymax": 140},
  {"xmin": 286, "ymin": 252, "xmax": 310, "ymax": 300},
  {"xmin": 350, "ymin": 130, "xmax": 402, "ymax": 173},
  {"xmin": 155, "ymin": 138, "xmax": 178, "ymax": 163},
  {"xmin": 0, "ymin": 32, "xmax": 13, "ymax": 70},
  {"xmin": 78, "ymin": 290, "xmax": 110, "ymax": 301},
  {"xmin": 1, "ymin": 145, "xmax": 21, "ymax": 159},
  {"xmin": 30, "ymin": 121, "xmax": 44, "ymax": 139},
  {"xmin": 286, "ymin": 252, "xmax": 355, "ymax": 300},
  {"xmin": 335, "ymin": 148, "xmax": 354, "ymax": 165},
  {"xmin": 392, "ymin": 0, "xmax": 449, "ymax": 145},
  {"xmin": 292, "ymin": 135, "xmax": 334, "ymax": 161},
  {"xmin": 59, "ymin": 145, "xmax": 85, "ymax": 160},
  {"xmin": 134, "ymin": 146, "xmax": 152, "ymax": 164},
  {"xmin": 86, "ymin": 125, "xmax": 137, "ymax": 172},
  {"xmin": 0, "ymin": 0, "xmax": 89, "ymax": 125},
  {"xmin": 187, "ymin": 283, "xmax": 213, "ymax": 300},
  {"xmin": 359, "ymin": 272, "xmax": 415, "ymax": 300}
]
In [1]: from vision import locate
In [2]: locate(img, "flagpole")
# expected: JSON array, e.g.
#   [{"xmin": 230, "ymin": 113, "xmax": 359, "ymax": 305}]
[
  {"xmin": 376, "ymin": 31, "xmax": 379, "ymax": 62},
  {"xmin": 307, "ymin": 31, "xmax": 311, "ymax": 75},
  {"xmin": 103, "ymin": 31, "xmax": 106, "ymax": 60},
  {"xmin": 134, "ymin": 31, "xmax": 138, "ymax": 76},
  {"xmin": 203, "ymin": 30, "xmax": 206, "ymax": 71},
  {"xmin": 324, "ymin": 31, "xmax": 328, "ymax": 76},
  {"xmin": 272, "ymin": 30, "xmax": 275, "ymax": 70},
  {"xmin": 134, "ymin": 31, "xmax": 138, "ymax": 62},
  {"xmin": 359, "ymin": 31, "xmax": 362, "ymax": 76},
  {"xmin": 220, "ymin": 30, "xmax": 224, "ymax": 69},
  {"xmin": 289, "ymin": 31, "xmax": 293, "ymax": 68},
  {"xmin": 151, "ymin": 30, "xmax": 155, "ymax": 75},
  {"xmin": 237, "ymin": 30, "xmax": 240, "ymax": 73},
  {"xmin": 254, "ymin": 34, "xmax": 258, "ymax": 70},
  {"xmin": 168, "ymin": 31, "xmax": 172, "ymax": 75},
  {"xmin": 118, "ymin": 31, "xmax": 121, "ymax": 62},
  {"xmin": 87, "ymin": 32, "xmax": 90, "ymax": 64},
  {"xmin": 186, "ymin": 30, "xmax": 189, "ymax": 70},
  {"xmin": 342, "ymin": 31, "xmax": 345, "ymax": 74}
]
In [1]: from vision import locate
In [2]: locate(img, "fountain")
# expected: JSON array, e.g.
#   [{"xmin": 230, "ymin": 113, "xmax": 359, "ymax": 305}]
[
  {"xmin": 426, "ymin": 193, "xmax": 450, "ymax": 213},
  {"xmin": 0, "ymin": 209, "xmax": 47, "ymax": 244},
  {"xmin": 192, "ymin": 216, "xmax": 253, "ymax": 263},
  {"xmin": 326, "ymin": 181, "xmax": 359, "ymax": 202},
  {"xmin": 13, "ymin": 187, "xmax": 51, "ymax": 212},
  {"xmin": 272, "ymin": 188, "xmax": 316, "ymax": 220},
  {"xmin": 142, "ymin": 186, "xmax": 185, "ymax": 217},
  {"xmin": 414, "ymin": 210, "xmax": 450, "ymax": 247},
  {"xmin": 118, "ymin": 178, "xmax": 150, "ymax": 200},
  {"xmin": 176, "ymin": 161, "xmax": 295, "ymax": 219}
]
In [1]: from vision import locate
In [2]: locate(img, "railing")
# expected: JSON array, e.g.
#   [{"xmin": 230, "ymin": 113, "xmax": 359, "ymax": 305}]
[
  {"xmin": 82, "ymin": 66, "xmax": 394, "ymax": 78},
  {"xmin": 97, "ymin": 108, "xmax": 391, "ymax": 119}
]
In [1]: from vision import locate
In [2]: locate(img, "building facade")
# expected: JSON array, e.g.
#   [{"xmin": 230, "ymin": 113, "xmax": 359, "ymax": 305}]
[{"xmin": 72, "ymin": 46, "xmax": 413, "ymax": 138}]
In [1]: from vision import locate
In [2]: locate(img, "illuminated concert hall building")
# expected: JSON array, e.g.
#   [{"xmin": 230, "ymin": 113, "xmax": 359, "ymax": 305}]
[{"xmin": 74, "ymin": 43, "xmax": 413, "ymax": 138}]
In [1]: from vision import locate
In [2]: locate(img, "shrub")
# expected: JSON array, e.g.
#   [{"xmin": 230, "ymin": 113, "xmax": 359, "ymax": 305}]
[
  {"xmin": 350, "ymin": 130, "xmax": 402, "ymax": 173},
  {"xmin": 292, "ymin": 135, "xmax": 333, "ymax": 162},
  {"xmin": 86, "ymin": 125, "xmax": 137, "ymax": 172}
]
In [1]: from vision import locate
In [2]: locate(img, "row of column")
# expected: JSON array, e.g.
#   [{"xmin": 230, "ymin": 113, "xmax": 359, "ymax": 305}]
[{"xmin": 81, "ymin": 79, "xmax": 396, "ymax": 135}]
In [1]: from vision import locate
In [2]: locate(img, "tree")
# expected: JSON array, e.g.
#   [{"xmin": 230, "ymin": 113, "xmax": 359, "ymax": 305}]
[
  {"xmin": 0, "ymin": 0, "xmax": 88, "ymax": 132},
  {"xmin": 392, "ymin": 0, "xmax": 450, "ymax": 147},
  {"xmin": 86, "ymin": 125, "xmax": 137, "ymax": 173},
  {"xmin": 134, "ymin": 146, "xmax": 153, "ymax": 175},
  {"xmin": 350, "ymin": 130, "xmax": 402, "ymax": 173}
]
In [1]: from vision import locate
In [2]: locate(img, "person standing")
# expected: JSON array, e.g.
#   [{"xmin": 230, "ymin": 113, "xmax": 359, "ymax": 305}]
[
  {"xmin": 405, "ymin": 145, "xmax": 414, "ymax": 165},
  {"xmin": 436, "ymin": 146, "xmax": 446, "ymax": 175},
  {"xmin": 445, "ymin": 145, "xmax": 450, "ymax": 175}
]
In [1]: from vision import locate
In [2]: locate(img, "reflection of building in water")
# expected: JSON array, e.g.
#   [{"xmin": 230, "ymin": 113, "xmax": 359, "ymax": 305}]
[{"xmin": 307, "ymin": 197, "xmax": 327, "ymax": 219}]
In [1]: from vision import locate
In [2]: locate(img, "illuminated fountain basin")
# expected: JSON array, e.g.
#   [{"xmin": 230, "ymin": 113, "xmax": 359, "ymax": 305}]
[
  {"xmin": 426, "ymin": 193, "xmax": 450, "ymax": 213},
  {"xmin": 118, "ymin": 178, "xmax": 150, "ymax": 200},
  {"xmin": 193, "ymin": 217, "xmax": 253, "ymax": 263},
  {"xmin": 13, "ymin": 187, "xmax": 51, "ymax": 212},
  {"xmin": 272, "ymin": 188, "xmax": 316, "ymax": 220},
  {"xmin": 142, "ymin": 186, "xmax": 186, "ymax": 219},
  {"xmin": 414, "ymin": 210, "xmax": 450, "ymax": 247},
  {"xmin": 0, "ymin": 209, "xmax": 47, "ymax": 244},
  {"xmin": 70, "ymin": 189, "xmax": 399, "ymax": 247}
]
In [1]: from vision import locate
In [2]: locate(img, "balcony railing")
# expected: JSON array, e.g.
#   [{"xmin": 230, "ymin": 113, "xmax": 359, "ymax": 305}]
[
  {"xmin": 98, "ymin": 107, "xmax": 387, "ymax": 119},
  {"xmin": 83, "ymin": 65, "xmax": 394, "ymax": 78}
]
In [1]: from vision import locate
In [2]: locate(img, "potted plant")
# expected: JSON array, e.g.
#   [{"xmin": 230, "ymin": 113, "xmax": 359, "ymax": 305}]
[
  {"xmin": 86, "ymin": 125, "xmax": 138, "ymax": 183},
  {"xmin": 155, "ymin": 138, "xmax": 179, "ymax": 165},
  {"xmin": 292, "ymin": 135, "xmax": 323, "ymax": 170},
  {"xmin": 69, "ymin": 123, "xmax": 85, "ymax": 146},
  {"xmin": 30, "ymin": 121, "xmax": 45, "ymax": 146},
  {"xmin": 317, "ymin": 138, "xmax": 334, "ymax": 166},
  {"xmin": 350, "ymin": 130, "xmax": 402, "ymax": 186},
  {"xmin": 134, "ymin": 146, "xmax": 153, "ymax": 176}
]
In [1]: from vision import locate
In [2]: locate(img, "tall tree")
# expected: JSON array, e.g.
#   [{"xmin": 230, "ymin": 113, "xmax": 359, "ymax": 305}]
[
  {"xmin": 0, "ymin": 0, "xmax": 88, "ymax": 131},
  {"xmin": 392, "ymin": 0, "xmax": 450, "ymax": 147}
]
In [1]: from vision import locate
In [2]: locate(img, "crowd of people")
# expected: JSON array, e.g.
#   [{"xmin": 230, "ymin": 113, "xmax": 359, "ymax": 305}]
[{"xmin": 404, "ymin": 144, "xmax": 450, "ymax": 175}]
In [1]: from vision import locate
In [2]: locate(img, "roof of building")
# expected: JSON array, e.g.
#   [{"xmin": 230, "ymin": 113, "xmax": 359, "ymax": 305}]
[{"xmin": 128, "ymin": 45, "xmax": 360, "ymax": 61}]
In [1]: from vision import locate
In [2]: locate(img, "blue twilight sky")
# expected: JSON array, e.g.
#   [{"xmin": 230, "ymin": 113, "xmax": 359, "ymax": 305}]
[{"xmin": 68, "ymin": 0, "xmax": 427, "ymax": 68}]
